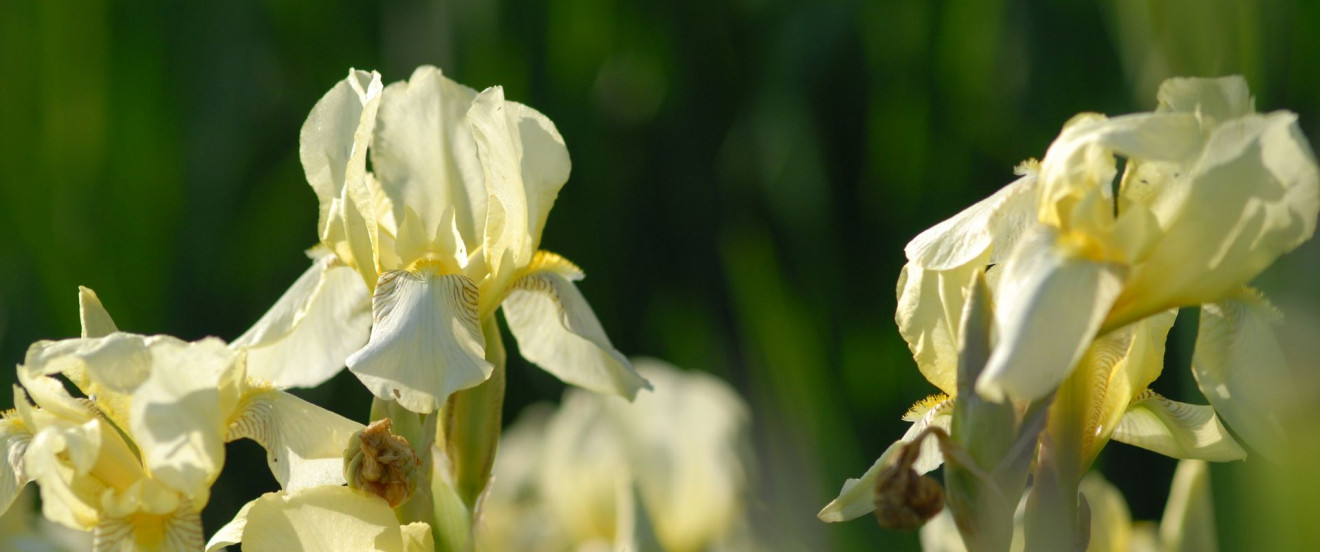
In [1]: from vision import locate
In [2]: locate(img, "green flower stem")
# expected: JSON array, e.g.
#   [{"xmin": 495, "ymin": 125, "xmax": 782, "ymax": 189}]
[
  {"xmin": 1023, "ymin": 380, "xmax": 1088, "ymax": 552},
  {"xmin": 443, "ymin": 316, "xmax": 507, "ymax": 510}
]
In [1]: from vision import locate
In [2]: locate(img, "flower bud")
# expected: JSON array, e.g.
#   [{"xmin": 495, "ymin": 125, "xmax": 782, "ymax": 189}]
[{"xmin": 343, "ymin": 418, "xmax": 421, "ymax": 507}]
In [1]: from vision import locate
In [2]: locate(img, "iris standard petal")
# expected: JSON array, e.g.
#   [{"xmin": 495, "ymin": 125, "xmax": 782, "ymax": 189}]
[
  {"xmin": 1110, "ymin": 391, "xmax": 1245, "ymax": 462},
  {"xmin": 896, "ymin": 263, "xmax": 971, "ymax": 395},
  {"xmin": 233, "ymin": 253, "xmax": 372, "ymax": 389},
  {"xmin": 503, "ymin": 255, "xmax": 649, "ymax": 400},
  {"xmin": 371, "ymin": 66, "xmax": 485, "ymax": 252},
  {"xmin": 347, "ymin": 269, "xmax": 492, "ymax": 414},
  {"xmin": 976, "ymin": 227, "xmax": 1126, "ymax": 402},
  {"xmin": 904, "ymin": 169, "xmax": 1038, "ymax": 271}
]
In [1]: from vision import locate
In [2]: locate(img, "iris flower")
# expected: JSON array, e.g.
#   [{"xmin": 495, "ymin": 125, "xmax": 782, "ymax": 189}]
[
  {"xmin": 205, "ymin": 486, "xmax": 434, "ymax": 552},
  {"xmin": 238, "ymin": 67, "xmax": 648, "ymax": 413},
  {"xmin": 0, "ymin": 289, "xmax": 361, "ymax": 551}
]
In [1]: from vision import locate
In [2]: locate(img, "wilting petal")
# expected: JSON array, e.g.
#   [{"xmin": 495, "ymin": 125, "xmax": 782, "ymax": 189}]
[
  {"xmin": 211, "ymin": 487, "xmax": 410, "ymax": 552},
  {"xmin": 0, "ymin": 416, "xmax": 32, "ymax": 517},
  {"xmin": 1110, "ymin": 391, "xmax": 1245, "ymax": 461},
  {"xmin": 977, "ymin": 227, "xmax": 1126, "ymax": 402},
  {"xmin": 226, "ymin": 388, "xmax": 364, "ymax": 490},
  {"xmin": 896, "ymin": 263, "xmax": 972, "ymax": 395},
  {"xmin": 1158, "ymin": 460, "xmax": 1218, "ymax": 552},
  {"xmin": 347, "ymin": 269, "xmax": 491, "ymax": 414},
  {"xmin": 905, "ymin": 168, "xmax": 1038, "ymax": 271},
  {"xmin": 1191, "ymin": 289, "xmax": 1291, "ymax": 460},
  {"xmin": 233, "ymin": 253, "xmax": 372, "ymax": 389},
  {"xmin": 1109, "ymin": 112, "xmax": 1319, "ymax": 328},
  {"xmin": 371, "ymin": 66, "xmax": 485, "ymax": 252},
  {"xmin": 468, "ymin": 87, "xmax": 570, "ymax": 296},
  {"xmin": 503, "ymin": 256, "xmax": 648, "ymax": 400},
  {"xmin": 817, "ymin": 402, "xmax": 951, "ymax": 523}
]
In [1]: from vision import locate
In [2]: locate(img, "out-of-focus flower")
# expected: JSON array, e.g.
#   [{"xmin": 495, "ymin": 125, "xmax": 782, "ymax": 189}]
[
  {"xmin": 205, "ymin": 486, "xmax": 434, "ymax": 552},
  {"xmin": 0, "ymin": 488, "xmax": 89, "ymax": 552},
  {"xmin": 896, "ymin": 76, "xmax": 1315, "ymax": 457},
  {"xmin": 918, "ymin": 460, "xmax": 1219, "ymax": 552},
  {"xmin": 480, "ymin": 359, "xmax": 758, "ymax": 552},
  {"xmin": 0, "ymin": 288, "xmax": 361, "ymax": 550},
  {"xmin": 238, "ymin": 67, "xmax": 648, "ymax": 414}
]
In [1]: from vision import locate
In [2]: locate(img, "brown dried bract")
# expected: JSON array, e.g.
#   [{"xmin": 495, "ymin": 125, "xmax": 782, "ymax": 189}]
[
  {"xmin": 873, "ymin": 439, "xmax": 945, "ymax": 530},
  {"xmin": 344, "ymin": 418, "xmax": 421, "ymax": 507}
]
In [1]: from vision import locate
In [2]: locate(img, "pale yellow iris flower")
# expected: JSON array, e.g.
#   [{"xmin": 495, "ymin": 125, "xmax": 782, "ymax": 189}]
[
  {"xmin": 898, "ymin": 76, "xmax": 1316, "ymax": 456},
  {"xmin": 480, "ymin": 360, "xmax": 759, "ymax": 552},
  {"xmin": 237, "ymin": 67, "xmax": 648, "ymax": 414},
  {"xmin": 205, "ymin": 486, "xmax": 434, "ymax": 552},
  {"xmin": 0, "ymin": 288, "xmax": 361, "ymax": 551}
]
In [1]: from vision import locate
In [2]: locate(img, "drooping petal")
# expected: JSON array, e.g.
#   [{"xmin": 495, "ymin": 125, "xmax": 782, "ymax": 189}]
[
  {"xmin": 221, "ymin": 487, "xmax": 409, "ymax": 552},
  {"xmin": 976, "ymin": 227, "xmax": 1126, "ymax": 402},
  {"xmin": 1108, "ymin": 112, "xmax": 1319, "ymax": 328},
  {"xmin": 904, "ymin": 168, "xmax": 1038, "ymax": 271},
  {"xmin": 502, "ymin": 254, "xmax": 649, "ymax": 400},
  {"xmin": 204, "ymin": 498, "xmax": 255, "ymax": 552},
  {"xmin": 371, "ymin": 66, "xmax": 485, "ymax": 254},
  {"xmin": 1190, "ymin": 289, "xmax": 1291, "ymax": 460},
  {"xmin": 347, "ymin": 269, "xmax": 491, "ymax": 414},
  {"xmin": 225, "ymin": 388, "xmax": 364, "ymax": 490},
  {"xmin": 232, "ymin": 252, "xmax": 372, "ymax": 389},
  {"xmin": 895, "ymin": 263, "xmax": 972, "ymax": 395},
  {"xmin": 0, "ymin": 415, "xmax": 32, "ymax": 517},
  {"xmin": 1110, "ymin": 391, "xmax": 1245, "ymax": 462},
  {"xmin": 469, "ymin": 86, "xmax": 572, "ymax": 296},
  {"xmin": 816, "ymin": 402, "xmax": 951, "ymax": 523}
]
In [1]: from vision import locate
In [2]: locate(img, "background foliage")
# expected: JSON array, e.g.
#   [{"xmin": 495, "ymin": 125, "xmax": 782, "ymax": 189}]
[{"xmin": 1, "ymin": 1, "xmax": 1318, "ymax": 550}]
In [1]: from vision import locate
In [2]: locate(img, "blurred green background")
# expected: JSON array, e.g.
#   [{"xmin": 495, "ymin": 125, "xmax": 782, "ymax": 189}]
[{"xmin": 2, "ymin": 0, "xmax": 1319, "ymax": 550}]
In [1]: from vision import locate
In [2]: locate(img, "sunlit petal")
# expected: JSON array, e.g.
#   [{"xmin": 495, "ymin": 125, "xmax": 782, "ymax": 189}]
[
  {"xmin": 0, "ymin": 415, "xmax": 32, "ymax": 517},
  {"xmin": 225, "ymin": 388, "xmax": 364, "ymax": 490},
  {"xmin": 905, "ymin": 167, "xmax": 1038, "ymax": 271},
  {"xmin": 347, "ymin": 269, "xmax": 491, "ymax": 414},
  {"xmin": 896, "ymin": 263, "xmax": 971, "ymax": 395},
  {"xmin": 503, "ymin": 255, "xmax": 648, "ymax": 399},
  {"xmin": 210, "ymin": 487, "xmax": 407, "ymax": 552},
  {"xmin": 1110, "ymin": 391, "xmax": 1245, "ymax": 461},
  {"xmin": 233, "ymin": 252, "xmax": 372, "ymax": 389}
]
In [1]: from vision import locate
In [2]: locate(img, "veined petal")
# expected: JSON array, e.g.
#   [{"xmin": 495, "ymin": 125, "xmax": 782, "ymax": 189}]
[
  {"xmin": 469, "ymin": 86, "xmax": 571, "ymax": 295},
  {"xmin": 1110, "ymin": 391, "xmax": 1245, "ymax": 461},
  {"xmin": 347, "ymin": 269, "xmax": 491, "ymax": 414},
  {"xmin": 904, "ymin": 168, "xmax": 1038, "ymax": 271},
  {"xmin": 93, "ymin": 494, "xmax": 203, "ymax": 552},
  {"xmin": 896, "ymin": 263, "xmax": 971, "ymax": 395},
  {"xmin": 372, "ymin": 66, "xmax": 485, "ymax": 253},
  {"xmin": 1190, "ymin": 289, "xmax": 1291, "ymax": 460},
  {"xmin": 232, "ymin": 252, "xmax": 372, "ymax": 389},
  {"xmin": 213, "ymin": 487, "xmax": 408, "ymax": 552},
  {"xmin": 817, "ymin": 400, "xmax": 951, "ymax": 523},
  {"xmin": 976, "ymin": 227, "xmax": 1126, "ymax": 402},
  {"xmin": 1108, "ymin": 112, "xmax": 1319, "ymax": 328},
  {"xmin": 503, "ymin": 256, "xmax": 648, "ymax": 400},
  {"xmin": 225, "ymin": 388, "xmax": 364, "ymax": 490},
  {"xmin": 0, "ymin": 415, "xmax": 33, "ymax": 517}
]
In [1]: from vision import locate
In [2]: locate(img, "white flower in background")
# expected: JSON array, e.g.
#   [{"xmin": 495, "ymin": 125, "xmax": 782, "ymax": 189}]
[
  {"xmin": 239, "ymin": 66, "xmax": 648, "ymax": 413},
  {"xmin": 480, "ymin": 359, "xmax": 758, "ymax": 552},
  {"xmin": 0, "ymin": 288, "xmax": 361, "ymax": 551}
]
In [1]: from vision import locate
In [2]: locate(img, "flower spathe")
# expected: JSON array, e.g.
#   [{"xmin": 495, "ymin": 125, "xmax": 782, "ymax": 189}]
[
  {"xmin": 0, "ymin": 288, "xmax": 363, "ymax": 551},
  {"xmin": 243, "ymin": 66, "xmax": 648, "ymax": 413}
]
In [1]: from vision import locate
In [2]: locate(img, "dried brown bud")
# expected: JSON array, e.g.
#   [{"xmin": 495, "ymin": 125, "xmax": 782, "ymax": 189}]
[
  {"xmin": 873, "ymin": 441, "xmax": 945, "ymax": 530},
  {"xmin": 343, "ymin": 419, "xmax": 421, "ymax": 507}
]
